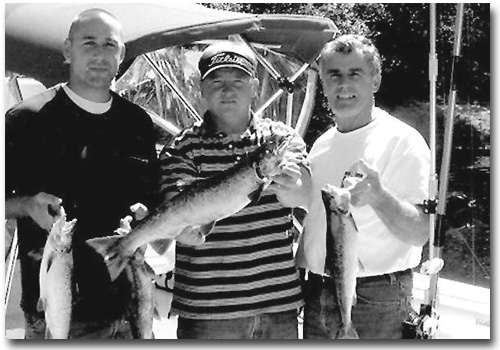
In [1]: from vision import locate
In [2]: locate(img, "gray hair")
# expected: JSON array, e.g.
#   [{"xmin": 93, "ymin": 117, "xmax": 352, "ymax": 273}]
[{"xmin": 319, "ymin": 34, "xmax": 382, "ymax": 76}]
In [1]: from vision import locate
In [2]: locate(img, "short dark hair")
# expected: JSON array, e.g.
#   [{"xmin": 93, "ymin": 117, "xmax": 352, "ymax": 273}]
[{"xmin": 319, "ymin": 34, "xmax": 382, "ymax": 76}]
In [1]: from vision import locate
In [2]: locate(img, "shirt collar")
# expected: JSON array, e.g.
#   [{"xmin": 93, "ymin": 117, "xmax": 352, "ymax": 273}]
[
  {"xmin": 62, "ymin": 83, "xmax": 112, "ymax": 114},
  {"xmin": 200, "ymin": 110, "xmax": 258, "ymax": 139}
]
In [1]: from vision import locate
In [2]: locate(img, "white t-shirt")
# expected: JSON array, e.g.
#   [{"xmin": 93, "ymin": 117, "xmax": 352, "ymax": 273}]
[
  {"xmin": 296, "ymin": 107, "xmax": 431, "ymax": 277},
  {"xmin": 62, "ymin": 83, "xmax": 112, "ymax": 114}
]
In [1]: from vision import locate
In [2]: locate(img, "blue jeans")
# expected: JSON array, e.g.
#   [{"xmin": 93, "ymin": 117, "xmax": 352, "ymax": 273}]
[
  {"xmin": 303, "ymin": 269, "xmax": 413, "ymax": 339},
  {"xmin": 177, "ymin": 310, "xmax": 299, "ymax": 339},
  {"xmin": 24, "ymin": 312, "xmax": 134, "ymax": 339}
]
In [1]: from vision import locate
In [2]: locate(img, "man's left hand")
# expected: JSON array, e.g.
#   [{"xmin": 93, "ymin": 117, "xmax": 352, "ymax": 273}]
[
  {"xmin": 267, "ymin": 159, "xmax": 311, "ymax": 209},
  {"xmin": 347, "ymin": 159, "xmax": 383, "ymax": 207},
  {"xmin": 114, "ymin": 203, "xmax": 149, "ymax": 236}
]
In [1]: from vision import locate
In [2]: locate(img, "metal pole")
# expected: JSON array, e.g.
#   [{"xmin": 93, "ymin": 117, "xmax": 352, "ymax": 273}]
[
  {"xmin": 4, "ymin": 75, "xmax": 23, "ymax": 311},
  {"xmin": 437, "ymin": 2, "xmax": 465, "ymax": 220},
  {"xmin": 5, "ymin": 229, "xmax": 19, "ymax": 310},
  {"xmin": 143, "ymin": 53, "xmax": 202, "ymax": 123},
  {"xmin": 254, "ymin": 62, "xmax": 310, "ymax": 117},
  {"xmin": 236, "ymin": 35, "xmax": 282, "ymax": 81},
  {"xmin": 430, "ymin": 2, "xmax": 466, "ymax": 310},
  {"xmin": 428, "ymin": 3, "xmax": 438, "ymax": 262},
  {"xmin": 294, "ymin": 70, "xmax": 318, "ymax": 137},
  {"xmin": 286, "ymin": 93, "xmax": 294, "ymax": 127}
]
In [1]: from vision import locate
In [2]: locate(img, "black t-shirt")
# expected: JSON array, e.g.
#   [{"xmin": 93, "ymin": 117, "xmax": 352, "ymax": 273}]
[{"xmin": 5, "ymin": 86, "xmax": 159, "ymax": 321}]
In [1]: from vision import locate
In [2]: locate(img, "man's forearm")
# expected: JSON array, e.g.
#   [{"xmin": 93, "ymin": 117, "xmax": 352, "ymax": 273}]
[
  {"xmin": 5, "ymin": 196, "xmax": 31, "ymax": 219},
  {"xmin": 371, "ymin": 187, "xmax": 430, "ymax": 246}
]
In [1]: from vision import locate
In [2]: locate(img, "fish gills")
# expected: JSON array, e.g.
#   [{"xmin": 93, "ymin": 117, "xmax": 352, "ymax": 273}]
[
  {"xmin": 37, "ymin": 207, "xmax": 77, "ymax": 339},
  {"xmin": 322, "ymin": 184, "xmax": 359, "ymax": 339}
]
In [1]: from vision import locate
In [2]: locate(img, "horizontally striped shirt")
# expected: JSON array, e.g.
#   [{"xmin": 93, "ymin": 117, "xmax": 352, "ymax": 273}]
[{"xmin": 159, "ymin": 112, "xmax": 305, "ymax": 319}]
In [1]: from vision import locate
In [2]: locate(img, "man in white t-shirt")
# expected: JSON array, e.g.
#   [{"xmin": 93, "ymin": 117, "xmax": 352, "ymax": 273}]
[{"xmin": 296, "ymin": 34, "xmax": 431, "ymax": 339}]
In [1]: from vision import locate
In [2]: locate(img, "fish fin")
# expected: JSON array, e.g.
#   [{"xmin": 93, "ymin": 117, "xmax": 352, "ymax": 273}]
[
  {"xmin": 45, "ymin": 252, "xmax": 54, "ymax": 272},
  {"xmin": 45, "ymin": 328, "xmax": 53, "ymax": 339},
  {"xmin": 336, "ymin": 321, "xmax": 359, "ymax": 339},
  {"xmin": 149, "ymin": 239, "xmax": 174, "ymax": 255},
  {"xmin": 351, "ymin": 215, "xmax": 359, "ymax": 232},
  {"xmin": 135, "ymin": 244, "xmax": 147, "ymax": 258},
  {"xmin": 36, "ymin": 298, "xmax": 45, "ymax": 312},
  {"xmin": 86, "ymin": 236, "xmax": 128, "ymax": 281},
  {"xmin": 111, "ymin": 260, "xmax": 131, "ymax": 280},
  {"xmin": 248, "ymin": 184, "xmax": 265, "ymax": 202},
  {"xmin": 106, "ymin": 255, "xmax": 129, "ymax": 281},
  {"xmin": 144, "ymin": 261, "xmax": 156, "ymax": 280},
  {"xmin": 346, "ymin": 322, "xmax": 360, "ymax": 339},
  {"xmin": 153, "ymin": 306, "xmax": 161, "ymax": 320},
  {"xmin": 357, "ymin": 258, "xmax": 365, "ymax": 272},
  {"xmin": 74, "ymin": 280, "xmax": 80, "ymax": 295},
  {"xmin": 86, "ymin": 236, "xmax": 121, "ymax": 259},
  {"xmin": 199, "ymin": 221, "xmax": 216, "ymax": 236}
]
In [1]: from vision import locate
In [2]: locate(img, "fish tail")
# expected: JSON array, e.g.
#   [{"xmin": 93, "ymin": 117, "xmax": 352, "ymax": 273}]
[
  {"xmin": 86, "ymin": 236, "xmax": 129, "ymax": 281},
  {"xmin": 336, "ymin": 321, "xmax": 359, "ymax": 339},
  {"xmin": 45, "ymin": 328, "xmax": 53, "ymax": 339}
]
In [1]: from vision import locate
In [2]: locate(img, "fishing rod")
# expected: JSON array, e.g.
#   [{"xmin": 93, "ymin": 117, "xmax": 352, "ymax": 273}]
[
  {"xmin": 5, "ymin": 226, "xmax": 19, "ymax": 310},
  {"xmin": 431, "ymin": 1, "xmax": 465, "ymax": 309},
  {"xmin": 4, "ymin": 75, "xmax": 24, "ymax": 311},
  {"xmin": 405, "ymin": 3, "xmax": 466, "ymax": 339}
]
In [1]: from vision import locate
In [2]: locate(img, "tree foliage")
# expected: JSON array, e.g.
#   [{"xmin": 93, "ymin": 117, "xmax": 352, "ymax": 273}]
[{"xmin": 203, "ymin": 3, "xmax": 490, "ymax": 105}]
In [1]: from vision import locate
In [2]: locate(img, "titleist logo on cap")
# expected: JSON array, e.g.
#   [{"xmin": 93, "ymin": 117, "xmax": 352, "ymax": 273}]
[
  {"xmin": 209, "ymin": 53, "xmax": 249, "ymax": 67},
  {"xmin": 199, "ymin": 51, "xmax": 255, "ymax": 79}
]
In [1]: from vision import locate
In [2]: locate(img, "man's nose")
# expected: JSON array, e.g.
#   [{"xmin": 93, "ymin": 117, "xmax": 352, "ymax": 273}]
[
  {"xmin": 337, "ymin": 75, "xmax": 348, "ymax": 87},
  {"xmin": 221, "ymin": 82, "xmax": 236, "ymax": 93},
  {"xmin": 91, "ymin": 45, "xmax": 106, "ymax": 57}
]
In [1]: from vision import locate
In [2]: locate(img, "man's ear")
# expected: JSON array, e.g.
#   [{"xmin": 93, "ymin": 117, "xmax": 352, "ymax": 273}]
[
  {"xmin": 199, "ymin": 80, "xmax": 208, "ymax": 107},
  {"xmin": 199, "ymin": 79, "xmax": 206, "ymax": 97},
  {"xmin": 62, "ymin": 38, "xmax": 71, "ymax": 64},
  {"xmin": 372, "ymin": 73, "xmax": 382, "ymax": 93},
  {"xmin": 251, "ymin": 77, "xmax": 260, "ymax": 99},
  {"xmin": 119, "ymin": 43, "xmax": 126, "ymax": 64}
]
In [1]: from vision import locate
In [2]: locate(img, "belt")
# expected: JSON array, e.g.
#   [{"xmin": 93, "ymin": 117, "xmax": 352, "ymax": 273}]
[{"xmin": 307, "ymin": 268, "xmax": 413, "ymax": 286}]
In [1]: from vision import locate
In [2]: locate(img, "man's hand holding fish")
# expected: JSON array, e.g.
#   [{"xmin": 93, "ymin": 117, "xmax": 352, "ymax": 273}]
[{"xmin": 267, "ymin": 156, "xmax": 312, "ymax": 209}]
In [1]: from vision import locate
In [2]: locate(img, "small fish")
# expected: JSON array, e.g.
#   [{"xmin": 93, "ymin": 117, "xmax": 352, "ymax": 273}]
[
  {"xmin": 321, "ymin": 184, "xmax": 359, "ymax": 339},
  {"xmin": 124, "ymin": 245, "xmax": 155, "ymax": 339},
  {"xmin": 37, "ymin": 207, "xmax": 77, "ymax": 339},
  {"xmin": 109, "ymin": 217, "xmax": 156, "ymax": 339},
  {"xmin": 87, "ymin": 127, "xmax": 293, "ymax": 281}
]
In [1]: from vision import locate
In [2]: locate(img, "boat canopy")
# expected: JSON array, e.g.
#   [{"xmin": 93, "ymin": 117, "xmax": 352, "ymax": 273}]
[{"xmin": 5, "ymin": 3, "xmax": 338, "ymax": 87}]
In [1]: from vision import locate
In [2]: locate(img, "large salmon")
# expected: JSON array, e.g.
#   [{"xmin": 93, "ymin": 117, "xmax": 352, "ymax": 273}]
[
  {"xmin": 37, "ymin": 207, "xmax": 77, "ymax": 339},
  {"xmin": 87, "ymin": 127, "xmax": 293, "ymax": 281},
  {"xmin": 321, "ymin": 184, "xmax": 360, "ymax": 339}
]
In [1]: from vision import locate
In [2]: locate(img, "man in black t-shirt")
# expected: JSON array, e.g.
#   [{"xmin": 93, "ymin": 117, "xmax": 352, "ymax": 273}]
[{"xmin": 5, "ymin": 8, "xmax": 158, "ymax": 339}]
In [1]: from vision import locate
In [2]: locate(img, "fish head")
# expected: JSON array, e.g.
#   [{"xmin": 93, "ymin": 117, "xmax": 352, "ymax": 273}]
[
  {"xmin": 254, "ymin": 124, "xmax": 294, "ymax": 179},
  {"xmin": 48, "ymin": 206, "xmax": 77, "ymax": 251},
  {"xmin": 321, "ymin": 184, "xmax": 351, "ymax": 215},
  {"xmin": 341, "ymin": 171, "xmax": 364, "ymax": 189}
]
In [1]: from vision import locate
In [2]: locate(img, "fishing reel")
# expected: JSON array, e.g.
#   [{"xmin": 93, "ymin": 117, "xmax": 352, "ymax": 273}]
[
  {"xmin": 403, "ymin": 305, "xmax": 439, "ymax": 339},
  {"xmin": 445, "ymin": 192, "xmax": 477, "ymax": 229}
]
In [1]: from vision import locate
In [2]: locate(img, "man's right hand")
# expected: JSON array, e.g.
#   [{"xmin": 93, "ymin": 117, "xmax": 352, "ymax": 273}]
[{"xmin": 25, "ymin": 192, "xmax": 62, "ymax": 231}]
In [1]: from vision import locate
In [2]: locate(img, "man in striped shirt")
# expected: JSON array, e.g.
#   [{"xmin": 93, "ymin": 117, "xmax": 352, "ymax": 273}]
[{"xmin": 159, "ymin": 41, "xmax": 311, "ymax": 339}]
